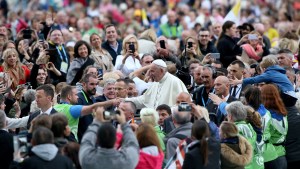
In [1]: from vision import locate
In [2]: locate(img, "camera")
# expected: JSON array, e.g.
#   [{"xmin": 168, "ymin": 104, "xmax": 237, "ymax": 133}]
[
  {"xmin": 187, "ymin": 42, "xmax": 193, "ymax": 48},
  {"xmin": 103, "ymin": 110, "xmax": 121, "ymax": 120},
  {"xmin": 178, "ymin": 102, "xmax": 192, "ymax": 112}
]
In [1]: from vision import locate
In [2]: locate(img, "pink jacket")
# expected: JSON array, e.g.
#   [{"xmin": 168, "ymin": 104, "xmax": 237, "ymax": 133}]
[{"xmin": 135, "ymin": 150, "xmax": 164, "ymax": 169}]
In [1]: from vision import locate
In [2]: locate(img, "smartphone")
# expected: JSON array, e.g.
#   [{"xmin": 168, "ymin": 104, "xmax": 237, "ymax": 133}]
[
  {"xmin": 22, "ymin": 29, "xmax": 33, "ymax": 39},
  {"xmin": 248, "ymin": 34, "xmax": 258, "ymax": 40},
  {"xmin": 98, "ymin": 68, "xmax": 103, "ymax": 77},
  {"xmin": 129, "ymin": 43, "xmax": 135, "ymax": 53},
  {"xmin": 103, "ymin": 110, "xmax": 121, "ymax": 120},
  {"xmin": 45, "ymin": 48, "xmax": 57, "ymax": 56},
  {"xmin": 211, "ymin": 53, "xmax": 220, "ymax": 59},
  {"xmin": 38, "ymin": 33, "xmax": 45, "ymax": 42},
  {"xmin": 160, "ymin": 40, "xmax": 166, "ymax": 49},
  {"xmin": 178, "ymin": 102, "xmax": 192, "ymax": 112},
  {"xmin": 187, "ymin": 42, "xmax": 193, "ymax": 48}
]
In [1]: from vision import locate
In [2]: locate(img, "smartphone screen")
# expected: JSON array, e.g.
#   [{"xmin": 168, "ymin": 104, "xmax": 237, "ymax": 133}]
[
  {"xmin": 98, "ymin": 68, "xmax": 103, "ymax": 76},
  {"xmin": 38, "ymin": 33, "xmax": 45, "ymax": 42},
  {"xmin": 211, "ymin": 53, "xmax": 220, "ymax": 59},
  {"xmin": 248, "ymin": 34, "xmax": 258, "ymax": 40},
  {"xmin": 129, "ymin": 44, "xmax": 135, "ymax": 53},
  {"xmin": 160, "ymin": 40, "xmax": 166, "ymax": 49}
]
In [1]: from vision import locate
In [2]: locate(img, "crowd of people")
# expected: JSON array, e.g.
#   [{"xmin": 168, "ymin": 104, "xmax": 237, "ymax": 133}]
[{"xmin": 0, "ymin": 0, "xmax": 300, "ymax": 169}]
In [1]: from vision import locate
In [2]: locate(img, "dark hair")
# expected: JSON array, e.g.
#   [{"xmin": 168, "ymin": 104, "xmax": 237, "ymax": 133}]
[
  {"xmin": 136, "ymin": 123, "xmax": 162, "ymax": 151},
  {"xmin": 32, "ymin": 127, "xmax": 54, "ymax": 145},
  {"xmin": 81, "ymin": 73, "xmax": 97, "ymax": 84},
  {"xmin": 230, "ymin": 60, "xmax": 245, "ymax": 69},
  {"xmin": 124, "ymin": 78, "xmax": 135, "ymax": 84},
  {"xmin": 60, "ymin": 85, "xmax": 75, "ymax": 100},
  {"xmin": 219, "ymin": 21, "xmax": 235, "ymax": 39},
  {"xmin": 2, "ymin": 40, "xmax": 15, "ymax": 51},
  {"xmin": 192, "ymin": 120, "xmax": 210, "ymax": 166},
  {"xmin": 73, "ymin": 40, "xmax": 92, "ymax": 58},
  {"xmin": 124, "ymin": 101, "xmax": 137, "ymax": 114},
  {"xmin": 141, "ymin": 53, "xmax": 153, "ymax": 61},
  {"xmin": 51, "ymin": 113, "xmax": 68, "ymax": 138},
  {"xmin": 105, "ymin": 24, "xmax": 117, "ymax": 33},
  {"xmin": 156, "ymin": 104, "xmax": 172, "ymax": 115},
  {"xmin": 116, "ymin": 78, "xmax": 129, "ymax": 86},
  {"xmin": 278, "ymin": 48, "xmax": 293, "ymax": 55},
  {"xmin": 36, "ymin": 84, "xmax": 55, "ymax": 100},
  {"xmin": 32, "ymin": 114, "xmax": 52, "ymax": 132},
  {"xmin": 97, "ymin": 123, "xmax": 116, "ymax": 148},
  {"xmin": 63, "ymin": 142, "xmax": 81, "ymax": 169},
  {"xmin": 242, "ymin": 23, "xmax": 254, "ymax": 32},
  {"xmin": 244, "ymin": 86, "xmax": 261, "ymax": 110}
]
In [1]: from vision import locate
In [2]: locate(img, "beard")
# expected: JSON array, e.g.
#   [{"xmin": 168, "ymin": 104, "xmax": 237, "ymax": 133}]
[{"xmin": 87, "ymin": 88, "xmax": 96, "ymax": 96}]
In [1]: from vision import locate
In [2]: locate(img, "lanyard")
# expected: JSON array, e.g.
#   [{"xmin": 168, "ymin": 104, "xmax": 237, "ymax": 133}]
[
  {"xmin": 56, "ymin": 46, "xmax": 68, "ymax": 63},
  {"xmin": 201, "ymin": 88, "xmax": 214, "ymax": 107},
  {"xmin": 81, "ymin": 91, "xmax": 89, "ymax": 103}
]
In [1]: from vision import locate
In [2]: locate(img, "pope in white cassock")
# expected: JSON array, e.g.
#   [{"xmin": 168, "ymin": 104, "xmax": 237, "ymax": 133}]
[{"xmin": 126, "ymin": 59, "xmax": 188, "ymax": 109}]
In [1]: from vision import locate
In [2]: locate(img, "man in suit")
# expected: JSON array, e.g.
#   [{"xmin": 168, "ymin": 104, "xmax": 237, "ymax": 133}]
[
  {"xmin": 207, "ymin": 76, "xmax": 236, "ymax": 125},
  {"xmin": 0, "ymin": 110, "xmax": 13, "ymax": 169},
  {"xmin": 101, "ymin": 24, "xmax": 122, "ymax": 65},
  {"xmin": 27, "ymin": 85, "xmax": 57, "ymax": 129},
  {"xmin": 227, "ymin": 60, "xmax": 250, "ymax": 99}
]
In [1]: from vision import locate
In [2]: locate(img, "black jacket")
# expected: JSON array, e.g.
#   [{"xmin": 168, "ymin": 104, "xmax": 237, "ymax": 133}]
[
  {"xmin": 101, "ymin": 40, "xmax": 122, "ymax": 65},
  {"xmin": 217, "ymin": 35, "xmax": 242, "ymax": 68},
  {"xmin": 200, "ymin": 41, "xmax": 219, "ymax": 56},
  {"xmin": 182, "ymin": 138, "xmax": 221, "ymax": 169},
  {"xmin": 0, "ymin": 130, "xmax": 13, "ymax": 169},
  {"xmin": 27, "ymin": 108, "xmax": 57, "ymax": 129},
  {"xmin": 286, "ymin": 106, "xmax": 300, "ymax": 163}
]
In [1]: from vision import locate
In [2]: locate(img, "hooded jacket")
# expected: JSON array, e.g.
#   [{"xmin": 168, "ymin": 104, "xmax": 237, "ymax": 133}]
[
  {"xmin": 21, "ymin": 144, "xmax": 74, "ymax": 169},
  {"xmin": 135, "ymin": 146, "xmax": 164, "ymax": 169},
  {"xmin": 221, "ymin": 136, "xmax": 253, "ymax": 169}
]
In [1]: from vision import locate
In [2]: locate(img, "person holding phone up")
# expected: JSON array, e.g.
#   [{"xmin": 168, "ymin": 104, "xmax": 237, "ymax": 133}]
[
  {"xmin": 114, "ymin": 34, "xmax": 141, "ymax": 77},
  {"xmin": 179, "ymin": 36, "xmax": 204, "ymax": 68}
]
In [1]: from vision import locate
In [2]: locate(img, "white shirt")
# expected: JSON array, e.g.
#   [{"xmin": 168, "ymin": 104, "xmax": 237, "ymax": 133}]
[
  {"xmin": 231, "ymin": 84, "xmax": 242, "ymax": 99},
  {"xmin": 41, "ymin": 106, "xmax": 53, "ymax": 115},
  {"xmin": 115, "ymin": 55, "xmax": 141, "ymax": 77}
]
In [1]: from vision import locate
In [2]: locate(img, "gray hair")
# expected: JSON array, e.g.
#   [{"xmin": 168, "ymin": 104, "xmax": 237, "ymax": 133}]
[
  {"xmin": 24, "ymin": 89, "xmax": 36, "ymax": 104},
  {"xmin": 103, "ymin": 78, "xmax": 116, "ymax": 88},
  {"xmin": 172, "ymin": 106, "xmax": 191, "ymax": 125},
  {"xmin": 226, "ymin": 101, "xmax": 247, "ymax": 122},
  {"xmin": 0, "ymin": 110, "xmax": 6, "ymax": 129},
  {"xmin": 140, "ymin": 108, "xmax": 159, "ymax": 126}
]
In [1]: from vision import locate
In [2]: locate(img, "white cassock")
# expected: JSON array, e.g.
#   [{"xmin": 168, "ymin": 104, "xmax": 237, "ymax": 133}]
[{"xmin": 126, "ymin": 72, "xmax": 188, "ymax": 109}]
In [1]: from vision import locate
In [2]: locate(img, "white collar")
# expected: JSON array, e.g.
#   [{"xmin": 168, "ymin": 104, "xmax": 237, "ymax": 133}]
[{"xmin": 41, "ymin": 106, "xmax": 53, "ymax": 115}]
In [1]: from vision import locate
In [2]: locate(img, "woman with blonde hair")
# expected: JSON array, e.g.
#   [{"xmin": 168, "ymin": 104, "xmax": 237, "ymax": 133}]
[
  {"xmin": 138, "ymin": 29, "xmax": 157, "ymax": 55},
  {"xmin": 140, "ymin": 108, "xmax": 165, "ymax": 151},
  {"xmin": 114, "ymin": 34, "xmax": 141, "ymax": 77},
  {"xmin": 220, "ymin": 121, "xmax": 253, "ymax": 169},
  {"xmin": 0, "ymin": 48, "xmax": 30, "ymax": 90},
  {"xmin": 135, "ymin": 123, "xmax": 164, "ymax": 169},
  {"xmin": 180, "ymin": 36, "xmax": 203, "ymax": 68}
]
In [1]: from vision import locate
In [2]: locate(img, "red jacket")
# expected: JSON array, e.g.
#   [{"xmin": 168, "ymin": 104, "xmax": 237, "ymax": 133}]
[
  {"xmin": 0, "ymin": 65, "xmax": 31, "ymax": 89},
  {"xmin": 135, "ymin": 150, "xmax": 164, "ymax": 169}
]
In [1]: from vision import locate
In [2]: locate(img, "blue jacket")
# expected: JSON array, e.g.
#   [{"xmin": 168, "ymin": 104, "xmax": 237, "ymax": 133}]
[{"xmin": 243, "ymin": 65, "xmax": 294, "ymax": 92}]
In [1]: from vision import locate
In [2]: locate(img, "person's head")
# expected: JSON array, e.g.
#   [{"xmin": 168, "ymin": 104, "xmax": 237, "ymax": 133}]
[
  {"xmin": 149, "ymin": 59, "xmax": 167, "ymax": 82},
  {"xmin": 139, "ymin": 29, "xmax": 157, "ymax": 43},
  {"xmin": 118, "ymin": 101, "xmax": 136, "ymax": 122},
  {"xmin": 0, "ymin": 110, "xmax": 6, "ymax": 129},
  {"xmin": 103, "ymin": 78, "xmax": 116, "ymax": 99},
  {"xmin": 167, "ymin": 10, "xmax": 177, "ymax": 24},
  {"xmin": 156, "ymin": 36, "xmax": 169, "ymax": 51},
  {"xmin": 198, "ymin": 28, "xmax": 210, "ymax": 46},
  {"xmin": 115, "ymin": 79, "xmax": 128, "ymax": 98},
  {"xmin": 193, "ymin": 65, "xmax": 203, "ymax": 85},
  {"xmin": 261, "ymin": 84, "xmax": 287, "ymax": 116},
  {"xmin": 105, "ymin": 24, "xmax": 118, "ymax": 44},
  {"xmin": 24, "ymin": 89, "xmax": 36, "ymax": 104},
  {"xmin": 31, "ymin": 127, "xmax": 54, "ymax": 146},
  {"xmin": 0, "ymin": 25, "xmax": 8, "ymax": 37},
  {"xmin": 191, "ymin": 119, "xmax": 210, "ymax": 165},
  {"xmin": 140, "ymin": 53, "xmax": 154, "ymax": 67},
  {"xmin": 36, "ymin": 67, "xmax": 47, "ymax": 85},
  {"xmin": 244, "ymin": 86, "xmax": 261, "ymax": 110},
  {"xmin": 62, "ymin": 142, "xmax": 81, "ymax": 169},
  {"xmin": 36, "ymin": 85, "xmax": 55, "ymax": 109},
  {"xmin": 201, "ymin": 66, "xmax": 215, "ymax": 89},
  {"xmin": 136, "ymin": 123, "xmax": 162, "ymax": 151},
  {"xmin": 140, "ymin": 108, "xmax": 159, "ymax": 126},
  {"xmin": 125, "ymin": 78, "xmax": 137, "ymax": 98},
  {"xmin": 3, "ymin": 40, "xmax": 15, "ymax": 51},
  {"xmin": 31, "ymin": 114, "xmax": 52, "ymax": 132},
  {"xmin": 97, "ymin": 122, "xmax": 116, "ymax": 148},
  {"xmin": 0, "ymin": 95, "xmax": 5, "ymax": 110},
  {"xmin": 90, "ymin": 33, "xmax": 103, "ymax": 49},
  {"xmin": 185, "ymin": 36, "xmax": 200, "ymax": 52},
  {"xmin": 212, "ymin": 22, "xmax": 222, "ymax": 36},
  {"xmin": 60, "ymin": 85, "xmax": 78, "ymax": 105},
  {"xmin": 214, "ymin": 76, "xmax": 230, "ymax": 97},
  {"xmin": 51, "ymin": 113, "xmax": 70, "ymax": 138},
  {"xmin": 156, "ymin": 104, "xmax": 171, "ymax": 126},
  {"xmin": 82, "ymin": 74, "xmax": 98, "ymax": 96},
  {"xmin": 244, "ymin": 105, "xmax": 262, "ymax": 129},
  {"xmin": 2, "ymin": 48, "xmax": 20, "ymax": 67},
  {"xmin": 222, "ymin": 21, "xmax": 236, "ymax": 38},
  {"xmin": 219, "ymin": 121, "xmax": 238, "ymax": 139},
  {"xmin": 176, "ymin": 92, "xmax": 192, "ymax": 105},
  {"xmin": 73, "ymin": 40, "xmax": 91, "ymax": 58},
  {"xmin": 172, "ymin": 106, "xmax": 191, "ymax": 126},
  {"xmin": 83, "ymin": 65, "xmax": 98, "ymax": 77},
  {"xmin": 259, "ymin": 56, "xmax": 278, "ymax": 73},
  {"xmin": 49, "ymin": 29, "xmax": 63, "ymax": 45},
  {"xmin": 277, "ymin": 49, "xmax": 294, "ymax": 67},
  {"xmin": 188, "ymin": 60, "xmax": 201, "ymax": 75},
  {"xmin": 211, "ymin": 60, "xmax": 223, "ymax": 69},
  {"xmin": 121, "ymin": 34, "xmax": 139, "ymax": 55},
  {"xmin": 226, "ymin": 101, "xmax": 247, "ymax": 122},
  {"xmin": 227, "ymin": 60, "xmax": 245, "ymax": 80},
  {"xmin": 284, "ymin": 66, "xmax": 296, "ymax": 84}
]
